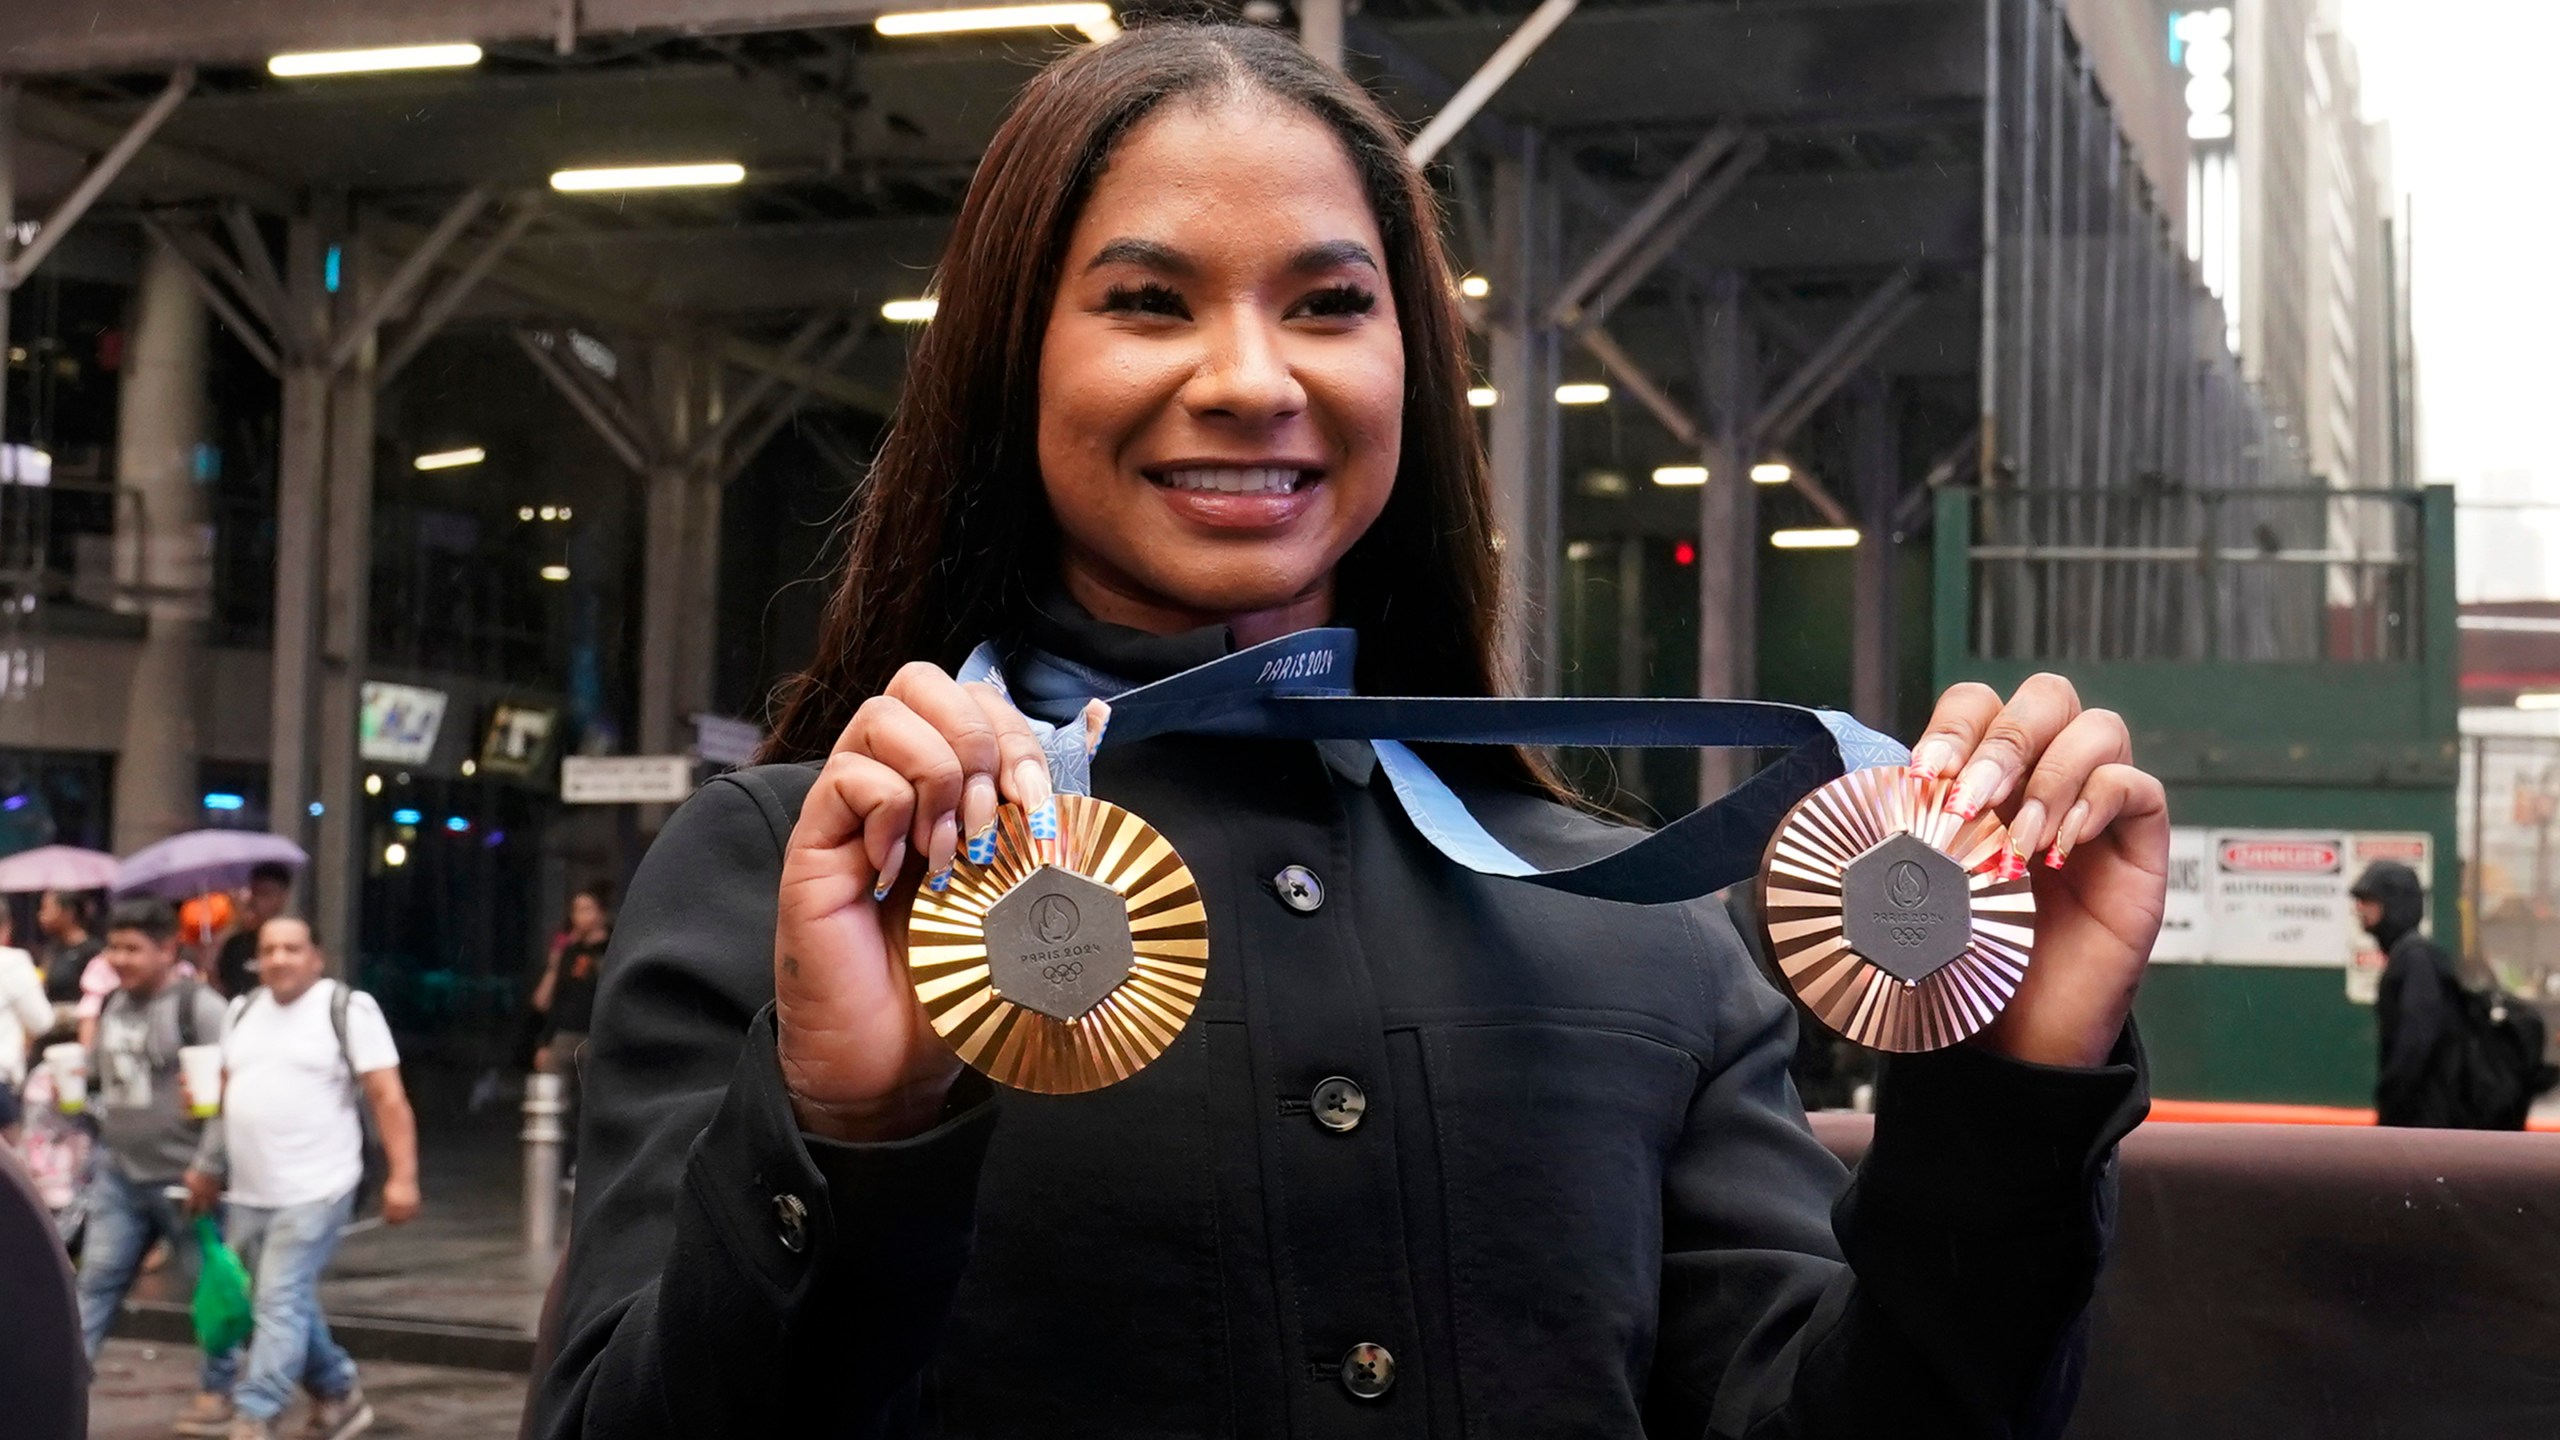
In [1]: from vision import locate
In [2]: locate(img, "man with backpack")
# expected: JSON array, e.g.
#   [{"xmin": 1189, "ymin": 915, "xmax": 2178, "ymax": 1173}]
[
  {"xmin": 2352, "ymin": 860, "xmax": 2550, "ymax": 1129},
  {"xmin": 74, "ymin": 897, "xmax": 231, "ymax": 1398},
  {"xmin": 180, "ymin": 914, "xmax": 419, "ymax": 1440}
]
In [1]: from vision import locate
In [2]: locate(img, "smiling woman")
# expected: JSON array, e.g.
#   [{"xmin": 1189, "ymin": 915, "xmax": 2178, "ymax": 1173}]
[{"xmin": 535, "ymin": 20, "xmax": 2164, "ymax": 1440}]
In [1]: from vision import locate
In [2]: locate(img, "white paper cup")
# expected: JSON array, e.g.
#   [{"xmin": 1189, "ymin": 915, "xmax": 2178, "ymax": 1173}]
[
  {"xmin": 178, "ymin": 1044, "xmax": 223, "ymax": 1119},
  {"xmin": 42, "ymin": 1043, "xmax": 86, "ymax": 1114}
]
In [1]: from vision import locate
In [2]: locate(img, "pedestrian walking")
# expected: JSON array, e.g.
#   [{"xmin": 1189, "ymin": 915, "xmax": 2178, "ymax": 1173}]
[
  {"xmin": 529, "ymin": 883, "xmax": 610, "ymax": 1172},
  {"xmin": 183, "ymin": 914, "xmax": 418, "ymax": 1440},
  {"xmin": 0, "ymin": 907, "xmax": 56, "ymax": 1140},
  {"xmin": 37, "ymin": 889, "xmax": 101, "ymax": 1005},
  {"xmin": 70, "ymin": 898, "xmax": 230, "ymax": 1411},
  {"xmin": 210, "ymin": 863, "xmax": 293, "ymax": 999}
]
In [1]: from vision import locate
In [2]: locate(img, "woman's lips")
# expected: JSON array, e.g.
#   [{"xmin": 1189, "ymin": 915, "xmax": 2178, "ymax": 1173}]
[{"xmin": 1145, "ymin": 466, "xmax": 1323, "ymax": 530}]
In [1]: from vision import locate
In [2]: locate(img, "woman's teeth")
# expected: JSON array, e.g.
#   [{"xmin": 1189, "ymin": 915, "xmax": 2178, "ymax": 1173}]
[{"xmin": 1155, "ymin": 467, "xmax": 1305, "ymax": 495}]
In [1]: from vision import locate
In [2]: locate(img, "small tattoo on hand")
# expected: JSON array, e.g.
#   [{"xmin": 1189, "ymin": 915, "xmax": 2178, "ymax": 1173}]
[{"xmin": 782, "ymin": 954, "xmax": 800, "ymax": 979}]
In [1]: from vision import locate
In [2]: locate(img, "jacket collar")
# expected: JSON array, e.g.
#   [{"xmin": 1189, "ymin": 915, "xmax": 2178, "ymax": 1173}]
[{"xmin": 1012, "ymin": 588, "xmax": 1378, "ymax": 786}]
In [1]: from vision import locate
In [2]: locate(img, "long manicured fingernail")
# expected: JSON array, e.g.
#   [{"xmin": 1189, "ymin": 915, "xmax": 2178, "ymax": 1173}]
[
  {"xmin": 925, "ymin": 811, "xmax": 958, "ymax": 890},
  {"xmin": 965, "ymin": 818, "xmax": 998, "ymax": 867},
  {"xmin": 871, "ymin": 838, "xmax": 906, "ymax": 902},
  {"xmin": 2047, "ymin": 801, "xmax": 2091, "ymax": 868},
  {"xmin": 2009, "ymin": 799, "xmax": 2048, "ymax": 862},
  {"xmin": 1996, "ymin": 849, "xmax": 2030, "ymax": 882},
  {"xmin": 962, "ymin": 773, "xmax": 998, "ymax": 856},
  {"xmin": 1949, "ymin": 759, "xmax": 2002, "ymax": 819},
  {"xmin": 1013, "ymin": 756, "xmax": 1053, "ymax": 812},
  {"xmin": 1082, "ymin": 699, "xmax": 1112, "ymax": 758},
  {"xmin": 1908, "ymin": 738, "xmax": 1956, "ymax": 778},
  {"xmin": 1028, "ymin": 798, "xmax": 1059, "ymax": 842}
]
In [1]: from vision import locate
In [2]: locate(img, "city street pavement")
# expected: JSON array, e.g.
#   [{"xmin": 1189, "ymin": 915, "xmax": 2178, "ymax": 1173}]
[
  {"xmin": 88, "ymin": 1339, "xmax": 530, "ymax": 1439},
  {"xmin": 101, "ymin": 1065, "xmax": 558, "ymax": 1437}
]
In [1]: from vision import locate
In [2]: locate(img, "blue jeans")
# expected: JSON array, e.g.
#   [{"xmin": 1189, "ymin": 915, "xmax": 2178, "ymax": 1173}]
[
  {"xmin": 218, "ymin": 1188, "xmax": 360, "ymax": 1420},
  {"xmin": 76, "ymin": 1166, "xmax": 236, "ymax": 1395}
]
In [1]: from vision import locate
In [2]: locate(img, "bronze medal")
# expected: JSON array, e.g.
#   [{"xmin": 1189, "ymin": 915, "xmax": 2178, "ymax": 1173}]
[
  {"xmin": 1755, "ymin": 768, "xmax": 2038, "ymax": 1052},
  {"xmin": 908, "ymin": 795, "xmax": 1209, "ymax": 1094}
]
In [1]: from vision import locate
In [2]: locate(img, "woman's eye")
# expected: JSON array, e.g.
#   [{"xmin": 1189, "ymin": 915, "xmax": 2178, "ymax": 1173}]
[
  {"xmin": 1295, "ymin": 285, "xmax": 1378, "ymax": 320},
  {"xmin": 1101, "ymin": 282, "xmax": 1188, "ymax": 319}
]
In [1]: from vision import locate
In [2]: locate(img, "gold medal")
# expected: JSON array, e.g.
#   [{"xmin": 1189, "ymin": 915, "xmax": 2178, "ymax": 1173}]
[
  {"xmin": 1755, "ymin": 768, "xmax": 2037, "ymax": 1052},
  {"xmin": 907, "ymin": 795, "xmax": 1209, "ymax": 1094}
]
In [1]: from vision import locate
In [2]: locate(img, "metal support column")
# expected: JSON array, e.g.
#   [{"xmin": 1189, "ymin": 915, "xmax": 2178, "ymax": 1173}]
[
  {"xmin": 1850, "ymin": 374, "xmax": 1899, "ymax": 729},
  {"xmin": 638, "ymin": 344, "xmax": 711, "ymax": 763},
  {"xmin": 111, "ymin": 237, "xmax": 214, "ymax": 852},
  {"xmin": 1698, "ymin": 270, "xmax": 1757, "ymax": 800},
  {"xmin": 1487, "ymin": 143, "xmax": 1561, "ymax": 694},
  {"xmin": 1299, "ymin": 0, "xmax": 1344, "ymax": 71},
  {"xmin": 0, "ymin": 80, "xmax": 16, "ymax": 459},
  {"xmin": 315, "ymin": 226, "xmax": 377, "ymax": 965},
  {"xmin": 268, "ymin": 210, "xmax": 333, "ymax": 861}
]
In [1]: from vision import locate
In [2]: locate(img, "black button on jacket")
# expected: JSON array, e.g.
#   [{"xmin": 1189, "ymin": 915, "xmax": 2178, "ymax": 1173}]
[{"xmin": 531, "ymin": 640, "xmax": 2146, "ymax": 1440}]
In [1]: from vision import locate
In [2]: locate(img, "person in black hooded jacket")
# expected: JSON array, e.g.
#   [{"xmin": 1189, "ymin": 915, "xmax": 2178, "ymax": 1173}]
[{"xmin": 2351, "ymin": 860, "xmax": 2459, "ymax": 1127}]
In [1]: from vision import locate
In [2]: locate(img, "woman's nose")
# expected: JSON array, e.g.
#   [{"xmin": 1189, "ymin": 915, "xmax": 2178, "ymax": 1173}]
[{"xmin": 1183, "ymin": 313, "xmax": 1306, "ymax": 424}]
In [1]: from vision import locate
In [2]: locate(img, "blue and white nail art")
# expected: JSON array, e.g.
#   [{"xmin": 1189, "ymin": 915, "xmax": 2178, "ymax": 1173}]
[
  {"xmin": 965, "ymin": 826, "xmax": 998, "ymax": 867},
  {"xmin": 1028, "ymin": 800, "xmax": 1060, "ymax": 841},
  {"xmin": 927, "ymin": 867, "xmax": 953, "ymax": 893}
]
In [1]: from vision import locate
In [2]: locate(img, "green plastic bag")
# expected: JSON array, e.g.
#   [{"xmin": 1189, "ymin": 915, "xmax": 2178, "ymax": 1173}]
[{"xmin": 191, "ymin": 1215, "xmax": 254, "ymax": 1354}]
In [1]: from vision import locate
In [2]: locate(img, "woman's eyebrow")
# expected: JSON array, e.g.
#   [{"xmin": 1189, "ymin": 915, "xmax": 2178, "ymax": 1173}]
[
  {"xmin": 1290, "ymin": 239, "xmax": 1380, "ymax": 274},
  {"xmin": 1086, "ymin": 237, "xmax": 1189, "ymax": 274},
  {"xmin": 1081, "ymin": 237, "xmax": 1381, "ymax": 275}
]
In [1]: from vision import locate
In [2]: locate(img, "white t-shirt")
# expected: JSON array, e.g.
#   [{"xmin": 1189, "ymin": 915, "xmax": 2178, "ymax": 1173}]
[
  {"xmin": 0, "ymin": 947, "xmax": 50, "ymax": 1085},
  {"xmin": 220, "ymin": 979, "xmax": 399, "ymax": 1208}
]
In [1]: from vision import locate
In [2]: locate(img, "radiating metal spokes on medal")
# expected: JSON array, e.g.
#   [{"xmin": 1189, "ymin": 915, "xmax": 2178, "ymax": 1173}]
[
  {"xmin": 908, "ymin": 796, "xmax": 1209, "ymax": 1094},
  {"xmin": 1756, "ymin": 769, "xmax": 2038, "ymax": 1052}
]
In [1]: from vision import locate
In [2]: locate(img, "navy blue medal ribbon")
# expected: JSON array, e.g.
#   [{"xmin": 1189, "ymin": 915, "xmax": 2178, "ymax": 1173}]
[{"xmin": 960, "ymin": 627, "xmax": 1907, "ymax": 907}]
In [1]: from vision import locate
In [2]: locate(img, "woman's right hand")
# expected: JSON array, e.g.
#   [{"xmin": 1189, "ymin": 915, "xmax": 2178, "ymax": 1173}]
[{"xmin": 774, "ymin": 664, "xmax": 1055, "ymax": 1143}]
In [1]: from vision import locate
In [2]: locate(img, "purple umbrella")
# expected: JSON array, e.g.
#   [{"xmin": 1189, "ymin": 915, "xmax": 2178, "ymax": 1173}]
[
  {"xmin": 0, "ymin": 845, "xmax": 120, "ymax": 894},
  {"xmin": 115, "ymin": 830, "xmax": 309, "ymax": 900}
]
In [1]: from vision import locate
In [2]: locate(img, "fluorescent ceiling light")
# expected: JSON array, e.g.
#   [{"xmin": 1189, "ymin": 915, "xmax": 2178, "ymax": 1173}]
[
  {"xmin": 1554, "ymin": 383, "xmax": 1611, "ymax": 405},
  {"xmin": 413, "ymin": 446, "xmax": 484, "ymax": 470},
  {"xmin": 1750, "ymin": 462, "xmax": 1793, "ymax": 485},
  {"xmin": 1467, "ymin": 387, "xmax": 1498, "ymax": 408},
  {"xmin": 2517, "ymin": 692, "xmax": 2560, "ymax": 711},
  {"xmin": 1771, "ymin": 527, "xmax": 1861, "ymax": 550},
  {"xmin": 1458, "ymin": 275, "xmax": 1491, "ymax": 299},
  {"xmin": 881, "ymin": 297, "xmax": 940, "ymax": 323},
  {"xmin": 540, "ymin": 565, "xmax": 572, "ymax": 582},
  {"xmin": 550, "ymin": 163, "xmax": 746, "ymax": 192},
  {"xmin": 269, "ymin": 44, "xmax": 483, "ymax": 78},
  {"xmin": 875, "ymin": 4, "xmax": 1120, "ymax": 40},
  {"xmin": 1651, "ymin": 465, "xmax": 1708, "ymax": 487}
]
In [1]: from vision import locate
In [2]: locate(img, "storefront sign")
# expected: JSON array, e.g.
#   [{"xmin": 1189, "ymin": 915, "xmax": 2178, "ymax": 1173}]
[
  {"xmin": 561, "ymin": 754, "xmax": 695, "ymax": 805},
  {"xmin": 359, "ymin": 682, "xmax": 449, "ymax": 765},
  {"xmin": 2148, "ymin": 826, "xmax": 2431, "ymax": 982},
  {"xmin": 692, "ymin": 713, "xmax": 764, "ymax": 769},
  {"xmin": 478, "ymin": 703, "xmax": 558, "ymax": 777}
]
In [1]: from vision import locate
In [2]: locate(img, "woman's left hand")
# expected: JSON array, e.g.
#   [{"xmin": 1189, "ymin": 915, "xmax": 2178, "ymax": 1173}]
[{"xmin": 1907, "ymin": 674, "xmax": 2170, "ymax": 1069}]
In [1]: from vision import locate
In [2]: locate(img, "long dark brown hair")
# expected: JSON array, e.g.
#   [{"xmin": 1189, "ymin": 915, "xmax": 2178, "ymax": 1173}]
[{"xmin": 762, "ymin": 22, "xmax": 1548, "ymax": 793}]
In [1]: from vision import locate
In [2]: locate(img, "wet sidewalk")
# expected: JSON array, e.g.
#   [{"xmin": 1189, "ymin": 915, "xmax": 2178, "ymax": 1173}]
[
  {"xmin": 119, "ymin": 1095, "xmax": 556, "ymax": 1372},
  {"xmin": 90, "ymin": 1340, "xmax": 531, "ymax": 1440}
]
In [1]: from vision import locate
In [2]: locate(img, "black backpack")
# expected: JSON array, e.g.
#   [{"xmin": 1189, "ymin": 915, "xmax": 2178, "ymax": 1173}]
[
  {"xmin": 328, "ymin": 982, "xmax": 391, "ymax": 1217},
  {"xmin": 2438, "ymin": 972, "xmax": 2555, "ymax": 1131}
]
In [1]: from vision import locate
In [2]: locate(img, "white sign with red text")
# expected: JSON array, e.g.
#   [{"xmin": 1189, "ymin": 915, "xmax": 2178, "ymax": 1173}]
[{"xmin": 2146, "ymin": 826, "xmax": 2430, "ymax": 972}]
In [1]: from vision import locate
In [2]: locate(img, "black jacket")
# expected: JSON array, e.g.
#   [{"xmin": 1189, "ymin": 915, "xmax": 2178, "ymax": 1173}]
[
  {"xmin": 532, "ymin": 630, "xmax": 2147, "ymax": 1440},
  {"xmin": 2359, "ymin": 862, "xmax": 2457, "ymax": 1127}
]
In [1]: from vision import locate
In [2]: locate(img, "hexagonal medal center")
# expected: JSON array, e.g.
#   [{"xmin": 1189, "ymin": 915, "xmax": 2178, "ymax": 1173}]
[
  {"xmin": 982, "ymin": 866, "xmax": 1135, "ymax": 1022},
  {"xmin": 1837, "ymin": 832, "xmax": 1973, "ymax": 985}
]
